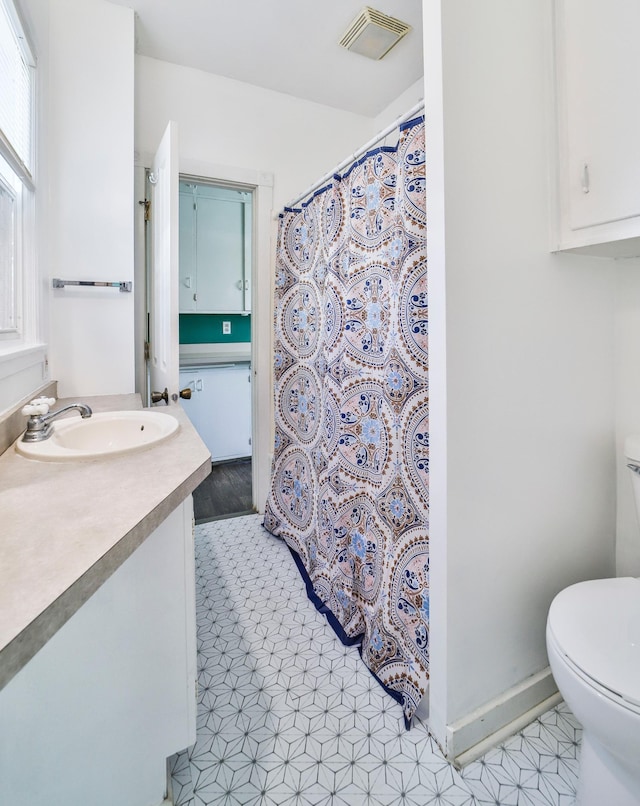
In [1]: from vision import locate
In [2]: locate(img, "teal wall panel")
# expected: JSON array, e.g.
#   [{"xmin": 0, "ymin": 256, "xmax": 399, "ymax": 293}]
[{"xmin": 179, "ymin": 314, "xmax": 251, "ymax": 344}]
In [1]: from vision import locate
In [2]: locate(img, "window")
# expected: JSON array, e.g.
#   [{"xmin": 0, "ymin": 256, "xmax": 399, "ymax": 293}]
[
  {"xmin": 0, "ymin": 0, "xmax": 35, "ymax": 343},
  {"xmin": 0, "ymin": 169, "xmax": 16, "ymax": 332}
]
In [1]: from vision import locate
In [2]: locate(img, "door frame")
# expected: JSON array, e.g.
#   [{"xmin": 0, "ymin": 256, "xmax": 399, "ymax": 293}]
[
  {"xmin": 134, "ymin": 162, "xmax": 150, "ymax": 404},
  {"xmin": 137, "ymin": 154, "xmax": 274, "ymax": 514}
]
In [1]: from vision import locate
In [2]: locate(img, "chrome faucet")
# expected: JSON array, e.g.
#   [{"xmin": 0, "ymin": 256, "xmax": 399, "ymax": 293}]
[{"xmin": 21, "ymin": 397, "xmax": 93, "ymax": 443}]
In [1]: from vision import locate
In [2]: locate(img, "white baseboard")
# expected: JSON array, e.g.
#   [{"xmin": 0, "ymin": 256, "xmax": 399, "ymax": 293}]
[{"xmin": 445, "ymin": 667, "xmax": 559, "ymax": 765}]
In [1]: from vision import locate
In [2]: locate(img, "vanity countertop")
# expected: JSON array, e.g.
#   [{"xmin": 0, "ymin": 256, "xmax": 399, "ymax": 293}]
[{"xmin": 0, "ymin": 393, "xmax": 210, "ymax": 690}]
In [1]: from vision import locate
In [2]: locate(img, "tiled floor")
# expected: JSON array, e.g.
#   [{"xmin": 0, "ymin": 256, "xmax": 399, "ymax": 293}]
[{"xmin": 170, "ymin": 514, "xmax": 582, "ymax": 806}]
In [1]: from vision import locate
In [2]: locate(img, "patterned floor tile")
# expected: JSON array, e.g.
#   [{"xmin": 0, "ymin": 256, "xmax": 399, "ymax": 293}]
[
  {"xmin": 461, "ymin": 709, "xmax": 583, "ymax": 806},
  {"xmin": 169, "ymin": 514, "xmax": 580, "ymax": 806}
]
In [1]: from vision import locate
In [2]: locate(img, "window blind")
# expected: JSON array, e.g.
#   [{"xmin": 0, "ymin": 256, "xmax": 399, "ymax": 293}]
[{"xmin": 0, "ymin": 0, "xmax": 34, "ymax": 185}]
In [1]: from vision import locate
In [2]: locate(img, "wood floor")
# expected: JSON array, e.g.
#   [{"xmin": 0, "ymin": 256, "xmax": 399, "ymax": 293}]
[{"xmin": 192, "ymin": 458, "xmax": 254, "ymax": 524}]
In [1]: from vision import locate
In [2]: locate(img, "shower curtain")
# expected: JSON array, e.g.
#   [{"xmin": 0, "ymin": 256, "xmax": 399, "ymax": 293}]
[{"xmin": 263, "ymin": 116, "xmax": 428, "ymax": 724}]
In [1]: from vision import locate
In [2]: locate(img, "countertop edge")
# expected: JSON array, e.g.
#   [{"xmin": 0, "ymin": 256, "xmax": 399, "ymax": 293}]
[
  {"xmin": 0, "ymin": 456, "xmax": 209, "ymax": 692},
  {"xmin": 0, "ymin": 395, "xmax": 211, "ymax": 691}
]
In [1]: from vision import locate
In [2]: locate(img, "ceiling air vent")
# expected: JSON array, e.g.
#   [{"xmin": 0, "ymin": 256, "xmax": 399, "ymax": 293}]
[{"xmin": 339, "ymin": 6, "xmax": 411, "ymax": 60}]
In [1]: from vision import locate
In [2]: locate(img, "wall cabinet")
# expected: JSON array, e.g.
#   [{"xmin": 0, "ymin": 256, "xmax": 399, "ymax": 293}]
[
  {"xmin": 554, "ymin": 0, "xmax": 640, "ymax": 256},
  {"xmin": 180, "ymin": 364, "xmax": 252, "ymax": 461},
  {"xmin": 179, "ymin": 181, "xmax": 252, "ymax": 313}
]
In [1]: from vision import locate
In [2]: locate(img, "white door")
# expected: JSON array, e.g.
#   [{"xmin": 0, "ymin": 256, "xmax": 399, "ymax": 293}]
[{"xmin": 149, "ymin": 121, "xmax": 180, "ymax": 405}]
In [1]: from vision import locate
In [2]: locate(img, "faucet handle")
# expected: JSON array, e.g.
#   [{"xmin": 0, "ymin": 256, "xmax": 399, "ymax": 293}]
[{"xmin": 22, "ymin": 396, "xmax": 56, "ymax": 416}]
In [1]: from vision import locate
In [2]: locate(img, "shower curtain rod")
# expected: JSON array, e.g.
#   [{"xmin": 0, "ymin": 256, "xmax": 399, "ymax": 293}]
[{"xmin": 281, "ymin": 99, "xmax": 425, "ymax": 212}]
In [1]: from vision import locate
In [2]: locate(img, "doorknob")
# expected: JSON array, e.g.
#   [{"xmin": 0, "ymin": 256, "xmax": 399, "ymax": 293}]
[
  {"xmin": 151, "ymin": 388, "xmax": 169, "ymax": 405},
  {"xmin": 179, "ymin": 387, "xmax": 192, "ymax": 399}
]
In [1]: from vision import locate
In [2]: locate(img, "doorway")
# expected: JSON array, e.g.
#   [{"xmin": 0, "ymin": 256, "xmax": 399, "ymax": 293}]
[
  {"xmin": 137, "ymin": 144, "xmax": 274, "ymax": 518},
  {"xmin": 177, "ymin": 177, "xmax": 253, "ymax": 521}
]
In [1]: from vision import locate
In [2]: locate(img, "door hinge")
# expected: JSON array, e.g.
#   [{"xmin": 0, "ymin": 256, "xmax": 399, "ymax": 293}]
[
  {"xmin": 144, "ymin": 341, "xmax": 150, "ymax": 361},
  {"xmin": 138, "ymin": 198, "xmax": 151, "ymax": 221}
]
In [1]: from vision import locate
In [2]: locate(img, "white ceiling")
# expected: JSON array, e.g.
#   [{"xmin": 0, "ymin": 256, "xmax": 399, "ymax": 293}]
[{"xmin": 108, "ymin": 0, "xmax": 423, "ymax": 117}]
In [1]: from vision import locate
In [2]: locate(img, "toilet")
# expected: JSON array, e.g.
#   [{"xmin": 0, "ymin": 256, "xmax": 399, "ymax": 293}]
[{"xmin": 546, "ymin": 437, "xmax": 640, "ymax": 806}]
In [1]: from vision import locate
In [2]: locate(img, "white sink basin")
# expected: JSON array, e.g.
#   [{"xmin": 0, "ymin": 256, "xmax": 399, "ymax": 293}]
[{"xmin": 16, "ymin": 410, "xmax": 179, "ymax": 461}]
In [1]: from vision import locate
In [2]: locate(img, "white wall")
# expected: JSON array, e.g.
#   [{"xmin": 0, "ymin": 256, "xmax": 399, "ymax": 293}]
[
  {"xmin": 614, "ymin": 259, "xmax": 640, "ymax": 577},
  {"xmin": 135, "ymin": 55, "xmax": 376, "ymax": 214},
  {"xmin": 373, "ymin": 77, "xmax": 423, "ymax": 132},
  {"xmin": 0, "ymin": 350, "xmax": 47, "ymax": 416},
  {"xmin": 32, "ymin": 0, "xmax": 135, "ymax": 398},
  {"xmin": 7, "ymin": 0, "xmax": 134, "ymax": 411},
  {"xmin": 425, "ymin": 0, "xmax": 618, "ymax": 755}
]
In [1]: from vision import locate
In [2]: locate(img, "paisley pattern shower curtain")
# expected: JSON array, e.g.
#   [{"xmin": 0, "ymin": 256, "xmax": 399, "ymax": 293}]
[{"xmin": 263, "ymin": 116, "xmax": 428, "ymax": 723}]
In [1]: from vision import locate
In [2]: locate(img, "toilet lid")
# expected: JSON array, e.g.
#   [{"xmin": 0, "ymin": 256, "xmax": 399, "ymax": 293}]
[{"xmin": 548, "ymin": 577, "xmax": 640, "ymax": 708}]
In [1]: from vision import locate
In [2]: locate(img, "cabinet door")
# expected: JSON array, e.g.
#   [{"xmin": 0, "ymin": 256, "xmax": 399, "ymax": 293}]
[
  {"xmin": 205, "ymin": 365, "xmax": 251, "ymax": 461},
  {"xmin": 179, "ymin": 366, "xmax": 251, "ymax": 461},
  {"xmin": 561, "ymin": 0, "xmax": 640, "ymax": 232},
  {"xmin": 196, "ymin": 197, "xmax": 246, "ymax": 312},
  {"xmin": 179, "ymin": 189, "xmax": 197, "ymax": 312}
]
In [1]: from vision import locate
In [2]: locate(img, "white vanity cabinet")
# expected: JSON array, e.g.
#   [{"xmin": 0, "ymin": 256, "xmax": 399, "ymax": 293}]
[
  {"xmin": 180, "ymin": 363, "xmax": 252, "ymax": 461},
  {"xmin": 179, "ymin": 181, "xmax": 252, "ymax": 313},
  {"xmin": 554, "ymin": 0, "xmax": 640, "ymax": 256},
  {"xmin": 0, "ymin": 499, "xmax": 196, "ymax": 806}
]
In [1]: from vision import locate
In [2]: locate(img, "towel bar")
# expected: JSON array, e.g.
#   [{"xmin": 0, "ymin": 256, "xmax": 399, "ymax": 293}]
[{"xmin": 52, "ymin": 279, "xmax": 132, "ymax": 292}]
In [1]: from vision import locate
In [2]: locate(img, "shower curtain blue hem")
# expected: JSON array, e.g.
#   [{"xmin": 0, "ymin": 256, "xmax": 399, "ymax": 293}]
[{"xmin": 286, "ymin": 543, "xmax": 413, "ymax": 730}]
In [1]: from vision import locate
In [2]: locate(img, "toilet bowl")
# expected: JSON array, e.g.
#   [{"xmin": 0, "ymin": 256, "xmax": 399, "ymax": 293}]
[
  {"xmin": 546, "ymin": 436, "xmax": 640, "ymax": 806},
  {"xmin": 547, "ymin": 578, "xmax": 640, "ymax": 805}
]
